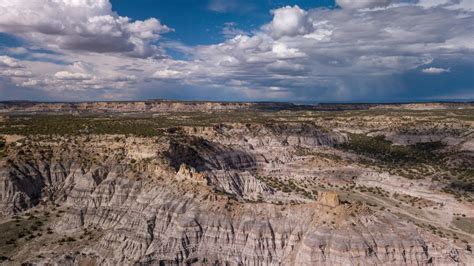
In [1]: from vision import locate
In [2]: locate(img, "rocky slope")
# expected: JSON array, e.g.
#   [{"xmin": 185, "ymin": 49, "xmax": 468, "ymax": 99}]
[{"xmin": 0, "ymin": 109, "xmax": 473, "ymax": 265}]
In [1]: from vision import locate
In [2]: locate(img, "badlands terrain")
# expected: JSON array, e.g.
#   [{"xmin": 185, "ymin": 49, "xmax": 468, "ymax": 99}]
[{"xmin": 0, "ymin": 101, "xmax": 473, "ymax": 265}]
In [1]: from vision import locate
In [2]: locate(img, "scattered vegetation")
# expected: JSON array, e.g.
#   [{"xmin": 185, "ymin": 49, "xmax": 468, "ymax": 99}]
[
  {"xmin": 0, "ymin": 111, "xmax": 288, "ymax": 136},
  {"xmin": 0, "ymin": 213, "xmax": 49, "ymax": 258},
  {"xmin": 392, "ymin": 193, "xmax": 439, "ymax": 208},
  {"xmin": 255, "ymin": 175, "xmax": 315, "ymax": 199},
  {"xmin": 356, "ymin": 185, "xmax": 390, "ymax": 198},
  {"xmin": 0, "ymin": 115, "xmax": 163, "ymax": 137},
  {"xmin": 339, "ymin": 134, "xmax": 444, "ymax": 166},
  {"xmin": 338, "ymin": 133, "xmax": 473, "ymax": 199}
]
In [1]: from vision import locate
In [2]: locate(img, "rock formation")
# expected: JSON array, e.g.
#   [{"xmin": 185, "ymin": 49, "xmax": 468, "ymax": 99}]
[
  {"xmin": 176, "ymin": 163, "xmax": 207, "ymax": 184},
  {"xmin": 317, "ymin": 191, "xmax": 340, "ymax": 207},
  {"xmin": 0, "ymin": 103, "xmax": 473, "ymax": 265}
]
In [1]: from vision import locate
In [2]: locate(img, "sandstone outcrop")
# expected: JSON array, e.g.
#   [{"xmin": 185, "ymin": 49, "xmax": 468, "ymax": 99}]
[
  {"xmin": 317, "ymin": 191, "xmax": 340, "ymax": 207},
  {"xmin": 176, "ymin": 163, "xmax": 207, "ymax": 184}
]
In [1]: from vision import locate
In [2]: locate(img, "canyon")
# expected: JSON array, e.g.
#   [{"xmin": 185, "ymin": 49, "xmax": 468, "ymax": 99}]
[{"xmin": 0, "ymin": 102, "xmax": 473, "ymax": 265}]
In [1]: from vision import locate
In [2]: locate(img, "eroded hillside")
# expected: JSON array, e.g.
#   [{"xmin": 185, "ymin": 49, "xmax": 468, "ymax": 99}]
[{"xmin": 0, "ymin": 103, "xmax": 473, "ymax": 265}]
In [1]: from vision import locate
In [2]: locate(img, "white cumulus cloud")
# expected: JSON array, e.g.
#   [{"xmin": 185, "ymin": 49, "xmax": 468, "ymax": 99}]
[
  {"xmin": 268, "ymin": 6, "xmax": 312, "ymax": 38},
  {"xmin": 153, "ymin": 69, "xmax": 185, "ymax": 79},
  {"xmin": 0, "ymin": 55, "xmax": 24, "ymax": 68},
  {"xmin": 0, "ymin": 1, "xmax": 473, "ymax": 101},
  {"xmin": 54, "ymin": 71, "xmax": 93, "ymax": 81},
  {"xmin": 0, "ymin": 0, "xmax": 171, "ymax": 58},
  {"xmin": 422, "ymin": 67, "xmax": 451, "ymax": 74}
]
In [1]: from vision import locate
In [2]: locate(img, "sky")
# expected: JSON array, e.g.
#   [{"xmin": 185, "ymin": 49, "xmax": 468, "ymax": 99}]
[{"xmin": 0, "ymin": 0, "xmax": 473, "ymax": 102}]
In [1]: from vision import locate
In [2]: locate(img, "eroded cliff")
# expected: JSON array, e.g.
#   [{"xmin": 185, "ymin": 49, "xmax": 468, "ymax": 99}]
[{"xmin": 0, "ymin": 107, "xmax": 473, "ymax": 265}]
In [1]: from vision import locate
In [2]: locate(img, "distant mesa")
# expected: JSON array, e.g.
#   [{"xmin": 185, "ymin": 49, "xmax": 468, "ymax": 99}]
[{"xmin": 0, "ymin": 100, "xmax": 472, "ymax": 114}]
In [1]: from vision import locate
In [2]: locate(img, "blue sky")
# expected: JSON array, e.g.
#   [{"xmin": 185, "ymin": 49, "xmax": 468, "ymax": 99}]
[
  {"xmin": 0, "ymin": 0, "xmax": 473, "ymax": 102},
  {"xmin": 111, "ymin": 0, "xmax": 336, "ymax": 45}
]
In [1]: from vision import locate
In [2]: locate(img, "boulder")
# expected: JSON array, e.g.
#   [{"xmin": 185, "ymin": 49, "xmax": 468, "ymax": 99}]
[{"xmin": 318, "ymin": 191, "xmax": 340, "ymax": 207}]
